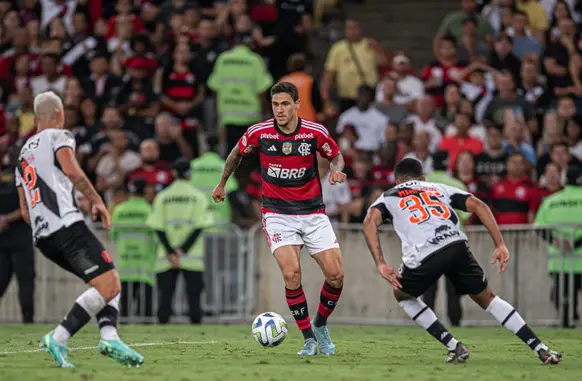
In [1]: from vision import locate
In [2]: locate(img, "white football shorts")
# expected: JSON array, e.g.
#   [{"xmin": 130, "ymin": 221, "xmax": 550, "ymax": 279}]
[{"xmin": 262, "ymin": 212, "xmax": 340, "ymax": 255}]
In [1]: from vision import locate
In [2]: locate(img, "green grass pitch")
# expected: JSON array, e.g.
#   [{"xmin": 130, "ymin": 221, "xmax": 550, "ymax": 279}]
[{"xmin": 0, "ymin": 324, "xmax": 580, "ymax": 381}]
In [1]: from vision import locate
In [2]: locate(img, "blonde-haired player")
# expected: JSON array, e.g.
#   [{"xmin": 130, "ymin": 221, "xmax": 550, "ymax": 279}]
[{"xmin": 17, "ymin": 91, "xmax": 144, "ymax": 368}]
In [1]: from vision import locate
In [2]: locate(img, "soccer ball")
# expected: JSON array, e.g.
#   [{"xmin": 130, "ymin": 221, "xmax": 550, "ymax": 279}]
[{"xmin": 252, "ymin": 312, "xmax": 288, "ymax": 347}]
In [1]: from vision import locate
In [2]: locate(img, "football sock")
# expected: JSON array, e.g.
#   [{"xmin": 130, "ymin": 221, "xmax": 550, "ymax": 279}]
[
  {"xmin": 285, "ymin": 286, "xmax": 315, "ymax": 340},
  {"xmin": 486, "ymin": 296, "xmax": 548, "ymax": 353},
  {"xmin": 314, "ymin": 281, "xmax": 342, "ymax": 327},
  {"xmin": 400, "ymin": 299, "xmax": 459, "ymax": 351},
  {"xmin": 54, "ymin": 288, "xmax": 107, "ymax": 345},
  {"xmin": 96, "ymin": 293, "xmax": 120, "ymax": 341}
]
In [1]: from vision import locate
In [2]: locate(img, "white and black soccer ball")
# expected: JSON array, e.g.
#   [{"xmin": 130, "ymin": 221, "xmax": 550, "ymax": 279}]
[{"xmin": 251, "ymin": 312, "xmax": 288, "ymax": 347}]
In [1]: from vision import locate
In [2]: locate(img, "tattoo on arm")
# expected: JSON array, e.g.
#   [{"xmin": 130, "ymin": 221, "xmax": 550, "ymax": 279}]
[
  {"xmin": 329, "ymin": 152, "xmax": 345, "ymax": 173},
  {"xmin": 220, "ymin": 145, "xmax": 243, "ymax": 186},
  {"xmin": 71, "ymin": 173, "xmax": 102, "ymax": 204}
]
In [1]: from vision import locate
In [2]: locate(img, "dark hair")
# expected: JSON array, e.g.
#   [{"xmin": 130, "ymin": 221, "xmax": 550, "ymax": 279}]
[
  {"xmin": 270, "ymin": 82, "xmax": 299, "ymax": 102},
  {"xmin": 127, "ymin": 177, "xmax": 148, "ymax": 196},
  {"xmin": 513, "ymin": 10, "xmax": 528, "ymax": 18},
  {"xmin": 557, "ymin": 95, "xmax": 575, "ymax": 104},
  {"xmin": 358, "ymin": 84, "xmax": 375, "ymax": 99},
  {"xmin": 452, "ymin": 150, "xmax": 475, "ymax": 179},
  {"xmin": 394, "ymin": 158, "xmax": 424, "ymax": 180},
  {"xmin": 441, "ymin": 34, "xmax": 457, "ymax": 47},
  {"xmin": 550, "ymin": 141, "xmax": 569, "ymax": 152},
  {"xmin": 508, "ymin": 151, "xmax": 526, "ymax": 161},
  {"xmin": 545, "ymin": 161, "xmax": 562, "ymax": 173}
]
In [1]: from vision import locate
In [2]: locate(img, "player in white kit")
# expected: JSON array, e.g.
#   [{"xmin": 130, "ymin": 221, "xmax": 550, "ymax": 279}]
[
  {"xmin": 363, "ymin": 158, "xmax": 562, "ymax": 365},
  {"xmin": 15, "ymin": 91, "xmax": 143, "ymax": 368}
]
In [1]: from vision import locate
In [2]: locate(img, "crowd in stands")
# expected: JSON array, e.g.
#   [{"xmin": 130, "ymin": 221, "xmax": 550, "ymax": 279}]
[
  {"xmin": 318, "ymin": 0, "xmax": 582, "ymax": 227},
  {"xmin": 0, "ymin": 0, "xmax": 581, "ymax": 230}
]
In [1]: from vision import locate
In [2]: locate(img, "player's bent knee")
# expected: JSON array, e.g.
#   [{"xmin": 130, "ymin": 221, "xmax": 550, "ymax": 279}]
[
  {"xmin": 470, "ymin": 287, "xmax": 496, "ymax": 310},
  {"xmin": 326, "ymin": 268, "xmax": 344, "ymax": 288},
  {"xmin": 89, "ymin": 269, "xmax": 121, "ymax": 302},
  {"xmin": 281, "ymin": 269, "xmax": 302, "ymax": 289},
  {"xmin": 393, "ymin": 289, "xmax": 414, "ymax": 302}
]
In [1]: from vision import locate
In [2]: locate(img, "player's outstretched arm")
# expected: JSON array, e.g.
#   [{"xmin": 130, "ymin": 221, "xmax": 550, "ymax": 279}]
[
  {"xmin": 363, "ymin": 208, "xmax": 402, "ymax": 289},
  {"xmin": 328, "ymin": 152, "xmax": 347, "ymax": 185},
  {"xmin": 465, "ymin": 195, "xmax": 509, "ymax": 272},
  {"xmin": 212, "ymin": 145, "xmax": 243, "ymax": 203},
  {"xmin": 56, "ymin": 147, "xmax": 111, "ymax": 229}
]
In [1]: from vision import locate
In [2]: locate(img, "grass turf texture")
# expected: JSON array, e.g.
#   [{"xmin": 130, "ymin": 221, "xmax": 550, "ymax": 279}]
[{"xmin": 0, "ymin": 324, "xmax": 580, "ymax": 381}]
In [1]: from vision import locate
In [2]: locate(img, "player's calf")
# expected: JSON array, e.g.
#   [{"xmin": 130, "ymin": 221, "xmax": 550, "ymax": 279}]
[
  {"xmin": 395, "ymin": 289, "xmax": 467, "ymax": 363},
  {"xmin": 471, "ymin": 287, "xmax": 562, "ymax": 364}
]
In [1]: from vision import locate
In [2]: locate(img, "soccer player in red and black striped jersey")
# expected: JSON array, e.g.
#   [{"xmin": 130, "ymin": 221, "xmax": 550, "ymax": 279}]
[{"xmin": 213, "ymin": 82, "xmax": 346, "ymax": 356}]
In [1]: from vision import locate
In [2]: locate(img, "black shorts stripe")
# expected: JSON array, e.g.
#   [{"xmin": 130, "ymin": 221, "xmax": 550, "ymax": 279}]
[
  {"xmin": 501, "ymin": 309, "xmax": 516, "ymax": 326},
  {"xmin": 493, "ymin": 198, "xmax": 529, "ymax": 213},
  {"xmin": 262, "ymin": 195, "xmax": 324, "ymax": 214},
  {"xmin": 412, "ymin": 306, "xmax": 429, "ymax": 321}
]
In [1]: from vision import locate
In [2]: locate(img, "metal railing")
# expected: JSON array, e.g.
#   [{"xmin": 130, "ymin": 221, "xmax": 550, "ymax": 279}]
[{"xmin": 0, "ymin": 223, "xmax": 580, "ymax": 327}]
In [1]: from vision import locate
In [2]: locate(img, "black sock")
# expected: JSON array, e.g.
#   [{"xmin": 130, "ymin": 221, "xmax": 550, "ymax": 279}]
[
  {"xmin": 61, "ymin": 302, "xmax": 92, "ymax": 337},
  {"xmin": 516, "ymin": 325, "xmax": 543, "ymax": 351},
  {"xmin": 400, "ymin": 299, "xmax": 459, "ymax": 351}
]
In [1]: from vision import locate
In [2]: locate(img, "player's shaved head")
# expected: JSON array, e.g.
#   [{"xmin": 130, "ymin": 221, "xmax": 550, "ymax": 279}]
[
  {"xmin": 34, "ymin": 91, "xmax": 64, "ymax": 126},
  {"xmin": 394, "ymin": 158, "xmax": 425, "ymax": 184}
]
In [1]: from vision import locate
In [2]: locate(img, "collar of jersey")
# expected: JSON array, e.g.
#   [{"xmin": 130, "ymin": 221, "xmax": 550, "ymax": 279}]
[{"xmin": 274, "ymin": 117, "xmax": 303, "ymax": 137}]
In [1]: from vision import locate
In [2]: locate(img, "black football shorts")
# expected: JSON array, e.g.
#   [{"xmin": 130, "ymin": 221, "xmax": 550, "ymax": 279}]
[
  {"xmin": 36, "ymin": 221, "xmax": 115, "ymax": 283},
  {"xmin": 398, "ymin": 241, "xmax": 488, "ymax": 298}
]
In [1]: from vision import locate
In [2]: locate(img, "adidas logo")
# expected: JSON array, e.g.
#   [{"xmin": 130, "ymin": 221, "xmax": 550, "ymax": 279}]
[{"xmin": 268, "ymin": 145, "xmax": 276, "ymax": 152}]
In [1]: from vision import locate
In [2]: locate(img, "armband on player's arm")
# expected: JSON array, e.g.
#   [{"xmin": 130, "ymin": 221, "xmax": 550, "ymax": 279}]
[{"xmin": 465, "ymin": 195, "xmax": 506, "ymax": 249}]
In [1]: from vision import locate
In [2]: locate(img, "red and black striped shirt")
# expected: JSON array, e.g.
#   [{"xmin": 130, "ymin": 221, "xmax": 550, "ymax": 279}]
[{"xmin": 238, "ymin": 118, "xmax": 340, "ymax": 215}]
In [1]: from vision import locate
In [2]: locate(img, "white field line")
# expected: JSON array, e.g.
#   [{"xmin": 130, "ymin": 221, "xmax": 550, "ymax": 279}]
[{"xmin": 0, "ymin": 340, "xmax": 219, "ymax": 355}]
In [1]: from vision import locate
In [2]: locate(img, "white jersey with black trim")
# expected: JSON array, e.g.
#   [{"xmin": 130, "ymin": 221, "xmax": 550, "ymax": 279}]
[
  {"xmin": 369, "ymin": 180, "xmax": 471, "ymax": 269},
  {"xmin": 15, "ymin": 128, "xmax": 84, "ymax": 242}
]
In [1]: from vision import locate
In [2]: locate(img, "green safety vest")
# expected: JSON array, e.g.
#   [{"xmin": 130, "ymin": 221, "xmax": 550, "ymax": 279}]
[
  {"xmin": 190, "ymin": 152, "xmax": 238, "ymax": 232},
  {"xmin": 146, "ymin": 180, "xmax": 214, "ymax": 273},
  {"xmin": 110, "ymin": 197, "xmax": 156, "ymax": 285},
  {"xmin": 207, "ymin": 45, "xmax": 273, "ymax": 126},
  {"xmin": 534, "ymin": 186, "xmax": 582, "ymax": 273},
  {"xmin": 425, "ymin": 171, "xmax": 472, "ymax": 230}
]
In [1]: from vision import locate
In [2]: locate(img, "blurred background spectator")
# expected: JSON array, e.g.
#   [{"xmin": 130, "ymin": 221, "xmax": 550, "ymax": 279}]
[{"xmin": 2, "ymin": 0, "xmax": 582, "ymax": 234}]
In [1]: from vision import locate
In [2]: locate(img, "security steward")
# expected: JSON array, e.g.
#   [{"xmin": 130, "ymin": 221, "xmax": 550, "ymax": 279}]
[
  {"xmin": 0, "ymin": 144, "xmax": 34, "ymax": 323},
  {"xmin": 110, "ymin": 178, "xmax": 156, "ymax": 321},
  {"xmin": 278, "ymin": 53, "xmax": 324, "ymax": 123},
  {"xmin": 146, "ymin": 158, "xmax": 214, "ymax": 324},
  {"xmin": 535, "ymin": 166, "xmax": 582, "ymax": 328}
]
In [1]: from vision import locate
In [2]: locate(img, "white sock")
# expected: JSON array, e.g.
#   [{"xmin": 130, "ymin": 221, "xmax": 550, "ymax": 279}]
[
  {"xmin": 486, "ymin": 296, "xmax": 547, "ymax": 353},
  {"xmin": 98, "ymin": 293, "xmax": 120, "ymax": 341},
  {"xmin": 53, "ymin": 288, "xmax": 107, "ymax": 345},
  {"xmin": 53, "ymin": 324, "xmax": 71, "ymax": 345},
  {"xmin": 77, "ymin": 287, "xmax": 107, "ymax": 315},
  {"xmin": 400, "ymin": 299, "xmax": 459, "ymax": 351}
]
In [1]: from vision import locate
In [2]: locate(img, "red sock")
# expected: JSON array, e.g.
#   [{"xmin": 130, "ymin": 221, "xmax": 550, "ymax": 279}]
[
  {"xmin": 285, "ymin": 286, "xmax": 313, "ymax": 336},
  {"xmin": 315, "ymin": 281, "xmax": 342, "ymax": 326}
]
